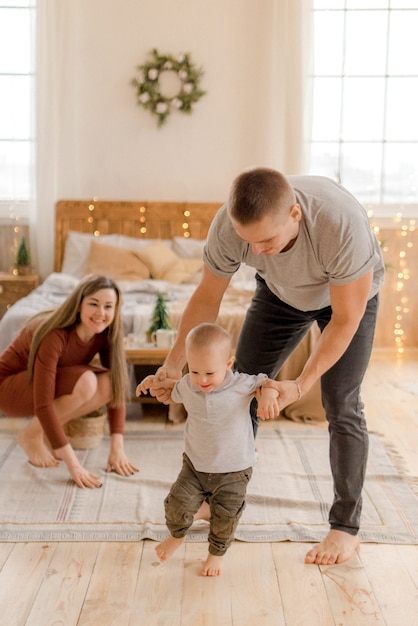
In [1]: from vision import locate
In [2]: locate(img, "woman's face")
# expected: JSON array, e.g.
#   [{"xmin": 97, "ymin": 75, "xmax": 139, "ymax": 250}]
[{"xmin": 77, "ymin": 288, "xmax": 118, "ymax": 341}]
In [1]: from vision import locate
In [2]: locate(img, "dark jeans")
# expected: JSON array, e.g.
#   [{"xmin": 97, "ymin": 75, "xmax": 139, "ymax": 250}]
[{"xmin": 234, "ymin": 275, "xmax": 379, "ymax": 535}]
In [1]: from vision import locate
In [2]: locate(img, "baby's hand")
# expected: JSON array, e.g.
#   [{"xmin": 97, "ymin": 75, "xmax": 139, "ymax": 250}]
[
  {"xmin": 136, "ymin": 375, "xmax": 156, "ymax": 397},
  {"xmin": 255, "ymin": 385, "xmax": 280, "ymax": 420}
]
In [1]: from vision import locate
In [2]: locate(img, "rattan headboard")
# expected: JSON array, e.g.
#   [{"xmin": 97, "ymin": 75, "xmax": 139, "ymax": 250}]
[{"xmin": 54, "ymin": 200, "xmax": 223, "ymax": 272}]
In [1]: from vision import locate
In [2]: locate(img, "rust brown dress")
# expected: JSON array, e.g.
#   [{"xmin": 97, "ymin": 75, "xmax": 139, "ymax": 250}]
[{"xmin": 0, "ymin": 324, "xmax": 125, "ymax": 449}]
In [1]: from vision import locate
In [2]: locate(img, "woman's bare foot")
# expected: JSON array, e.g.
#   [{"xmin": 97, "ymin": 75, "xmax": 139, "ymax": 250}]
[
  {"xmin": 155, "ymin": 536, "xmax": 185, "ymax": 562},
  {"xmin": 201, "ymin": 553, "xmax": 223, "ymax": 577},
  {"xmin": 194, "ymin": 500, "xmax": 211, "ymax": 521},
  {"xmin": 17, "ymin": 430, "xmax": 60, "ymax": 467},
  {"xmin": 305, "ymin": 529, "xmax": 360, "ymax": 565}
]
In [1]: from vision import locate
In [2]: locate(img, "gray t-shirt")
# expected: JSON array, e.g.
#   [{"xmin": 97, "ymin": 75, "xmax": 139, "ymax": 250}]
[
  {"xmin": 171, "ymin": 369, "xmax": 266, "ymax": 473},
  {"xmin": 203, "ymin": 175, "xmax": 385, "ymax": 311}
]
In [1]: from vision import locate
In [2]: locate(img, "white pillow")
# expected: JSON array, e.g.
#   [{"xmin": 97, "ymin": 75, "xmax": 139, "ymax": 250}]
[
  {"xmin": 230, "ymin": 263, "xmax": 257, "ymax": 286},
  {"xmin": 61, "ymin": 231, "xmax": 172, "ymax": 277},
  {"xmin": 172, "ymin": 236, "xmax": 206, "ymax": 259},
  {"xmin": 111, "ymin": 234, "xmax": 172, "ymax": 251}
]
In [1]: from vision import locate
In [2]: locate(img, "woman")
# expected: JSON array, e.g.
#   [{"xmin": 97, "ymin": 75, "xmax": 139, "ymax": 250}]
[{"xmin": 0, "ymin": 274, "xmax": 138, "ymax": 488}]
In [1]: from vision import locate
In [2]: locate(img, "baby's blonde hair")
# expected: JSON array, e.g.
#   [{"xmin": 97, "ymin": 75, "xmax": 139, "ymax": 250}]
[{"xmin": 186, "ymin": 323, "xmax": 231, "ymax": 359}]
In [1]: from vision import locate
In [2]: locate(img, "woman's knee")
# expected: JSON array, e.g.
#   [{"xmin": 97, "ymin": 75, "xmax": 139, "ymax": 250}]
[
  {"xmin": 95, "ymin": 372, "xmax": 112, "ymax": 403},
  {"xmin": 72, "ymin": 370, "xmax": 98, "ymax": 404}
]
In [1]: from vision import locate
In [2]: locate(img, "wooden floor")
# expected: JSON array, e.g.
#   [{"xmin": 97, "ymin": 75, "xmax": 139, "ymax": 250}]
[{"xmin": 0, "ymin": 350, "xmax": 417, "ymax": 625}]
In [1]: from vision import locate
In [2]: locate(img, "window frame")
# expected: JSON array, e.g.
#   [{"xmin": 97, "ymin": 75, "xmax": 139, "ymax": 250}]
[
  {"xmin": 309, "ymin": 2, "xmax": 418, "ymax": 216},
  {"xmin": 0, "ymin": 0, "xmax": 36, "ymax": 218}
]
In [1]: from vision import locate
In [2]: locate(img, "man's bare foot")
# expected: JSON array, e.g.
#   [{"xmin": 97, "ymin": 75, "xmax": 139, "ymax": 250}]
[
  {"xmin": 155, "ymin": 536, "xmax": 185, "ymax": 562},
  {"xmin": 305, "ymin": 529, "xmax": 360, "ymax": 565},
  {"xmin": 201, "ymin": 553, "xmax": 223, "ymax": 577},
  {"xmin": 194, "ymin": 500, "xmax": 211, "ymax": 521},
  {"xmin": 16, "ymin": 430, "xmax": 60, "ymax": 468}
]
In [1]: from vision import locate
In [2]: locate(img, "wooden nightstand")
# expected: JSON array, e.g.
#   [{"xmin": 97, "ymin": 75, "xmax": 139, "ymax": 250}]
[
  {"xmin": 0, "ymin": 273, "xmax": 40, "ymax": 319},
  {"xmin": 125, "ymin": 347, "xmax": 169, "ymax": 367},
  {"xmin": 125, "ymin": 347, "xmax": 169, "ymax": 404}
]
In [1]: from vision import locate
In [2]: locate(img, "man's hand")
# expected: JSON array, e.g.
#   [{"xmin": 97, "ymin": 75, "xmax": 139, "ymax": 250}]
[{"xmin": 136, "ymin": 374, "xmax": 157, "ymax": 396}]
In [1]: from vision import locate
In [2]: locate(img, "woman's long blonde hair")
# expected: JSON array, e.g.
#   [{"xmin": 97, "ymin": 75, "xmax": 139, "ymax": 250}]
[{"xmin": 26, "ymin": 275, "xmax": 129, "ymax": 406}]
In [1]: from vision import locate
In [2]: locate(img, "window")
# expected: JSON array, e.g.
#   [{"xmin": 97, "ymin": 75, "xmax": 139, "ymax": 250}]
[
  {"xmin": 309, "ymin": 1, "xmax": 418, "ymax": 210},
  {"xmin": 0, "ymin": 0, "xmax": 35, "ymax": 217}
]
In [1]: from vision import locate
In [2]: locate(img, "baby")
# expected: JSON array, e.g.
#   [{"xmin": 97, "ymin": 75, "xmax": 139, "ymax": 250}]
[{"xmin": 137, "ymin": 322, "xmax": 279, "ymax": 576}]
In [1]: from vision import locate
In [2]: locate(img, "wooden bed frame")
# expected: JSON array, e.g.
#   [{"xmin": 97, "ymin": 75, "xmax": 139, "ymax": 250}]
[
  {"xmin": 54, "ymin": 200, "xmax": 223, "ymax": 272},
  {"xmin": 54, "ymin": 199, "xmax": 325, "ymax": 422}
]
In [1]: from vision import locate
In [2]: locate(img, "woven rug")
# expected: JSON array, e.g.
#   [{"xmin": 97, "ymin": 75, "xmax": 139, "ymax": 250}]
[{"xmin": 0, "ymin": 426, "xmax": 417, "ymax": 543}]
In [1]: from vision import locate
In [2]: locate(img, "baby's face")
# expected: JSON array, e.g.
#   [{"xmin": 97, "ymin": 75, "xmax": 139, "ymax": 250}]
[{"xmin": 187, "ymin": 346, "xmax": 233, "ymax": 393}]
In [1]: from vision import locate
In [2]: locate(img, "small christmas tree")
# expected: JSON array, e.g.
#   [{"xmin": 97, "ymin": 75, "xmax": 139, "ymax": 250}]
[
  {"xmin": 15, "ymin": 237, "xmax": 31, "ymax": 273},
  {"xmin": 148, "ymin": 292, "xmax": 172, "ymax": 333}
]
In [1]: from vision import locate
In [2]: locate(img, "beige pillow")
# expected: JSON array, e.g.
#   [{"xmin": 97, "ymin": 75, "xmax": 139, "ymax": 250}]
[
  {"xmin": 84, "ymin": 240, "xmax": 150, "ymax": 281},
  {"xmin": 136, "ymin": 242, "xmax": 202, "ymax": 283},
  {"xmin": 163, "ymin": 258, "xmax": 203, "ymax": 283}
]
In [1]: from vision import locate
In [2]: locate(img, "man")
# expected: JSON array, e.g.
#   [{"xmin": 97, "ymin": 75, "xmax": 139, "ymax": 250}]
[{"xmin": 145, "ymin": 167, "xmax": 385, "ymax": 565}]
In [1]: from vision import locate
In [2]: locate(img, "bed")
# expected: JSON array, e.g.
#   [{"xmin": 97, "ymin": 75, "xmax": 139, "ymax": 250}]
[{"xmin": 0, "ymin": 199, "xmax": 324, "ymax": 422}]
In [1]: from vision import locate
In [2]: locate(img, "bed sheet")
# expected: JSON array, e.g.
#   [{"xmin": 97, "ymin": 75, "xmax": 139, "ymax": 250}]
[{"xmin": 0, "ymin": 272, "xmax": 255, "ymax": 355}]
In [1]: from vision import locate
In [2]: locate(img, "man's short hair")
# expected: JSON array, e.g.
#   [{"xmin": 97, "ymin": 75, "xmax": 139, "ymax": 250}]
[{"xmin": 228, "ymin": 167, "xmax": 295, "ymax": 224}]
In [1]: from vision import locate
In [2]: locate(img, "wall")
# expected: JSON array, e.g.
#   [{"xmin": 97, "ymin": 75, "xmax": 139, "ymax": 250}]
[
  {"xmin": 35, "ymin": 0, "xmax": 309, "ymax": 276},
  {"xmin": 55, "ymin": 0, "xmax": 276, "ymax": 200}
]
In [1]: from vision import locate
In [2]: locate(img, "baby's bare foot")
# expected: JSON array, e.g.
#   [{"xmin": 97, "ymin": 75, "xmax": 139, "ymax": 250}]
[
  {"xmin": 17, "ymin": 430, "xmax": 60, "ymax": 468},
  {"xmin": 155, "ymin": 536, "xmax": 185, "ymax": 562},
  {"xmin": 201, "ymin": 553, "xmax": 223, "ymax": 577}
]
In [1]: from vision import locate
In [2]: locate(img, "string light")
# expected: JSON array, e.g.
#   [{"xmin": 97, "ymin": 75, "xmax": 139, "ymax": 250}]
[
  {"xmin": 182, "ymin": 210, "xmax": 191, "ymax": 238},
  {"xmin": 85, "ymin": 200, "xmax": 102, "ymax": 237},
  {"xmin": 370, "ymin": 213, "xmax": 414, "ymax": 356},
  {"xmin": 139, "ymin": 206, "xmax": 147, "ymax": 235}
]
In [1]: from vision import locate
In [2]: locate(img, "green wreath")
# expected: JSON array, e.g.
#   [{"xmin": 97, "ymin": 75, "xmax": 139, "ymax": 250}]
[{"xmin": 131, "ymin": 49, "xmax": 206, "ymax": 127}]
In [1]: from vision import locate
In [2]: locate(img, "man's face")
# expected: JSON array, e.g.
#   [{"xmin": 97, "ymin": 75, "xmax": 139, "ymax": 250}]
[{"xmin": 231, "ymin": 204, "xmax": 300, "ymax": 256}]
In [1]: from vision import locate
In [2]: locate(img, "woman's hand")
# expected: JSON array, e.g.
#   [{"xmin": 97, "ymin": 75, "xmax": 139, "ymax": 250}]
[
  {"xmin": 54, "ymin": 443, "xmax": 102, "ymax": 488},
  {"xmin": 106, "ymin": 434, "xmax": 139, "ymax": 476},
  {"xmin": 68, "ymin": 464, "xmax": 102, "ymax": 489}
]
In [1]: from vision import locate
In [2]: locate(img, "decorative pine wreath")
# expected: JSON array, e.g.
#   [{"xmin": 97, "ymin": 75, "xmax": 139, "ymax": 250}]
[{"xmin": 131, "ymin": 49, "xmax": 206, "ymax": 127}]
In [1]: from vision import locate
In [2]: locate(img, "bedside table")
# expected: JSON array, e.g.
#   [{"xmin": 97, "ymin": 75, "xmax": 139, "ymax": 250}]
[
  {"xmin": 0, "ymin": 273, "xmax": 40, "ymax": 319},
  {"xmin": 125, "ymin": 347, "xmax": 169, "ymax": 404}
]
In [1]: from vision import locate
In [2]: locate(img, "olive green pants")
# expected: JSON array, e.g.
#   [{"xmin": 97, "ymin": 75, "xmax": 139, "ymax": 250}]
[{"xmin": 164, "ymin": 453, "xmax": 253, "ymax": 556}]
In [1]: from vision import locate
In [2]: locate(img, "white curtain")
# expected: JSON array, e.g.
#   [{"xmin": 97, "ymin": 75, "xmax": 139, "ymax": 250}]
[
  {"xmin": 36, "ymin": 0, "xmax": 80, "ymax": 276},
  {"xmin": 263, "ymin": 0, "xmax": 313, "ymax": 174},
  {"xmin": 35, "ymin": 0, "xmax": 313, "ymax": 278}
]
